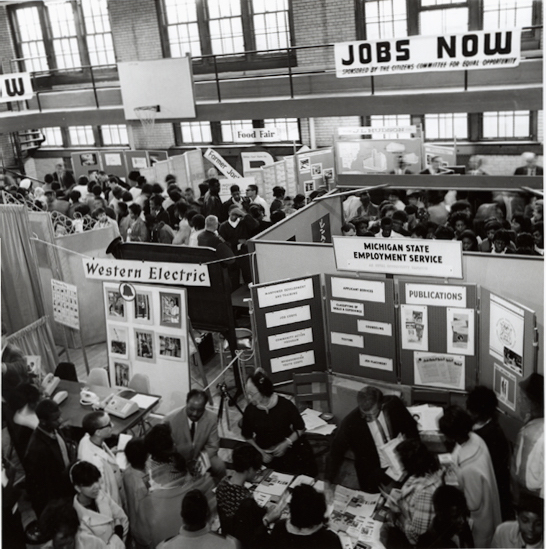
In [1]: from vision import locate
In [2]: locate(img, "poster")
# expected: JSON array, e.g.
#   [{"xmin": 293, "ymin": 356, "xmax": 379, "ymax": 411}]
[
  {"xmin": 104, "ymin": 153, "xmax": 122, "ymax": 166},
  {"xmin": 446, "ymin": 308, "xmax": 474, "ymax": 356},
  {"xmin": 52, "ymin": 279, "xmax": 80, "ymax": 329},
  {"xmin": 298, "ymin": 157, "xmax": 310, "ymax": 172},
  {"xmin": 494, "ymin": 363, "xmax": 517, "ymax": 411},
  {"xmin": 489, "ymin": 295, "xmax": 524, "ymax": 368},
  {"xmin": 414, "ymin": 352, "xmax": 465, "ymax": 390},
  {"xmin": 400, "ymin": 304, "xmax": 428, "ymax": 351},
  {"xmin": 108, "ymin": 325, "xmax": 128, "ymax": 359}
]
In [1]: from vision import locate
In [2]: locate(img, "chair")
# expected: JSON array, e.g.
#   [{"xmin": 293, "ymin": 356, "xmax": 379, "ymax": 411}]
[
  {"xmin": 54, "ymin": 362, "xmax": 79, "ymax": 382},
  {"xmin": 128, "ymin": 373, "xmax": 150, "ymax": 393},
  {"xmin": 292, "ymin": 371, "xmax": 331, "ymax": 414},
  {"xmin": 86, "ymin": 367, "xmax": 110, "ymax": 387}
]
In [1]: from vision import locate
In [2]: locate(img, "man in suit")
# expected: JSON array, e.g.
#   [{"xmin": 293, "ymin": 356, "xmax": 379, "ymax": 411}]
[
  {"xmin": 164, "ymin": 389, "xmax": 226, "ymax": 479},
  {"xmin": 514, "ymin": 152, "xmax": 544, "ymax": 176},
  {"xmin": 24, "ymin": 399, "xmax": 73, "ymax": 518},
  {"xmin": 197, "ymin": 215, "xmax": 235, "ymax": 263},
  {"xmin": 325, "ymin": 386, "xmax": 418, "ymax": 493}
]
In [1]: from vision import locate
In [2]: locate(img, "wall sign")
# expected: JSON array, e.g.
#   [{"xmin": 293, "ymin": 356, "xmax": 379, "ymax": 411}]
[
  {"xmin": 335, "ymin": 29, "xmax": 521, "ymax": 78},
  {"xmin": 203, "ymin": 148, "xmax": 242, "ymax": 179},
  {"xmin": 0, "ymin": 72, "xmax": 33, "ymax": 103},
  {"xmin": 405, "ymin": 283, "xmax": 467, "ymax": 308}
]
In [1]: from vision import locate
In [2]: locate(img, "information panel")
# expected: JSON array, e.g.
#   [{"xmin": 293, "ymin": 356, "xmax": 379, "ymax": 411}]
[
  {"xmin": 251, "ymin": 275, "xmax": 327, "ymax": 384},
  {"xmin": 398, "ymin": 280, "xmax": 477, "ymax": 391},
  {"xmin": 325, "ymin": 275, "xmax": 397, "ymax": 382}
]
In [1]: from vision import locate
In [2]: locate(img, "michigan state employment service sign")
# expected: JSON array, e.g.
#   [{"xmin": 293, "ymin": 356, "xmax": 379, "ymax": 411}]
[
  {"xmin": 332, "ymin": 237, "xmax": 463, "ymax": 279},
  {"xmin": 335, "ymin": 29, "xmax": 521, "ymax": 77}
]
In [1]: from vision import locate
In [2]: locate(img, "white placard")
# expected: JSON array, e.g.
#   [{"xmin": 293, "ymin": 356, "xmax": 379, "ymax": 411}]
[
  {"xmin": 271, "ymin": 350, "xmax": 315, "ymax": 373},
  {"xmin": 331, "ymin": 332, "xmax": 364, "ymax": 348},
  {"xmin": 401, "ymin": 304, "xmax": 428, "ymax": 351},
  {"xmin": 330, "ymin": 300, "xmax": 364, "ymax": 316},
  {"xmin": 331, "ymin": 277, "xmax": 385, "ymax": 303},
  {"xmin": 51, "ymin": 279, "xmax": 80, "ymax": 329},
  {"xmin": 405, "ymin": 284, "xmax": 467, "ymax": 308},
  {"xmin": 104, "ymin": 153, "xmax": 122, "ymax": 166},
  {"xmin": 268, "ymin": 328, "xmax": 313, "ymax": 351},
  {"xmin": 265, "ymin": 305, "xmax": 311, "ymax": 328},
  {"xmin": 335, "ymin": 29, "xmax": 521, "ymax": 78},
  {"xmin": 257, "ymin": 278, "xmax": 314, "ymax": 308},
  {"xmin": 446, "ymin": 308, "xmax": 475, "ymax": 356},
  {"xmin": 333, "ymin": 237, "xmax": 463, "ymax": 279},
  {"xmin": 83, "ymin": 258, "xmax": 210, "ymax": 287},
  {"xmin": 357, "ymin": 319, "xmax": 392, "ymax": 337},
  {"xmin": 0, "ymin": 72, "xmax": 33, "ymax": 103},
  {"xmin": 414, "ymin": 352, "xmax": 465, "ymax": 390},
  {"xmin": 338, "ymin": 126, "xmax": 416, "ymax": 135},
  {"xmin": 489, "ymin": 294, "xmax": 525, "ymax": 367},
  {"xmin": 234, "ymin": 127, "xmax": 279, "ymax": 142},
  {"xmin": 359, "ymin": 353, "xmax": 393, "ymax": 371},
  {"xmin": 203, "ymin": 148, "xmax": 243, "ymax": 179}
]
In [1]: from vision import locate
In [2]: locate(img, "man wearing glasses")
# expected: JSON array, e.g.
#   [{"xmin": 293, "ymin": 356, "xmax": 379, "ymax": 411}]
[
  {"xmin": 325, "ymin": 386, "xmax": 419, "ymax": 494},
  {"xmin": 78, "ymin": 411, "xmax": 123, "ymax": 505}
]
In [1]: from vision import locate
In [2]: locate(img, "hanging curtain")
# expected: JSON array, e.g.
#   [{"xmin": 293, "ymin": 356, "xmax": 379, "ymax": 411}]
[
  {"xmin": 5, "ymin": 316, "xmax": 59, "ymax": 375},
  {"xmin": 0, "ymin": 205, "xmax": 46, "ymax": 334}
]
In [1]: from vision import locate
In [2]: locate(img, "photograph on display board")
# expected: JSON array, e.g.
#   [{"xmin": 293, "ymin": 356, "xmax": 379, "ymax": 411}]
[
  {"xmin": 159, "ymin": 335, "xmax": 184, "ymax": 361},
  {"xmin": 108, "ymin": 326, "xmax": 128, "ymax": 359},
  {"xmin": 160, "ymin": 292, "xmax": 182, "ymax": 328},
  {"xmin": 400, "ymin": 304, "xmax": 428, "ymax": 351},
  {"xmin": 311, "ymin": 163, "xmax": 322, "ymax": 176},
  {"xmin": 503, "ymin": 346, "xmax": 523, "ymax": 376},
  {"xmin": 80, "ymin": 153, "xmax": 98, "ymax": 166},
  {"xmin": 304, "ymin": 180, "xmax": 315, "ymax": 193},
  {"xmin": 135, "ymin": 329, "xmax": 155, "ymax": 362},
  {"xmin": 106, "ymin": 289, "xmax": 126, "ymax": 321},
  {"xmin": 446, "ymin": 308, "xmax": 474, "ymax": 356},
  {"xmin": 323, "ymin": 167, "xmax": 334, "ymax": 183},
  {"xmin": 134, "ymin": 291, "xmax": 153, "ymax": 324},
  {"xmin": 494, "ymin": 363, "xmax": 517, "ymax": 411},
  {"xmin": 298, "ymin": 157, "xmax": 310, "ymax": 172},
  {"xmin": 132, "ymin": 157, "xmax": 147, "ymax": 169},
  {"xmin": 114, "ymin": 361, "xmax": 130, "ymax": 387}
]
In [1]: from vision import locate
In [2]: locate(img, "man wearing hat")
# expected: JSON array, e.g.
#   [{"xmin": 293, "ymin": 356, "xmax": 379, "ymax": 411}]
[
  {"xmin": 44, "ymin": 188, "xmax": 70, "ymax": 216},
  {"xmin": 512, "ymin": 372, "xmax": 544, "ymax": 501}
]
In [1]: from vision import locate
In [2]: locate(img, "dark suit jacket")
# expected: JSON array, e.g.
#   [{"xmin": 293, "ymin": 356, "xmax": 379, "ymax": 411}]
[
  {"xmin": 197, "ymin": 230, "xmax": 234, "ymax": 263},
  {"xmin": 514, "ymin": 166, "xmax": 543, "ymax": 175},
  {"xmin": 24, "ymin": 428, "xmax": 72, "ymax": 517},
  {"xmin": 325, "ymin": 395, "xmax": 418, "ymax": 492}
]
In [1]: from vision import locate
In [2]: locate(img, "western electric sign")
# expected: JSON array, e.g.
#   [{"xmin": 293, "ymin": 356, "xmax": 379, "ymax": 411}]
[{"xmin": 335, "ymin": 29, "xmax": 521, "ymax": 78}]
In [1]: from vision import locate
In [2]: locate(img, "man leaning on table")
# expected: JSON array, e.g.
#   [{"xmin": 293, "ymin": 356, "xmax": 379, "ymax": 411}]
[
  {"xmin": 164, "ymin": 389, "xmax": 226, "ymax": 479},
  {"xmin": 325, "ymin": 386, "xmax": 419, "ymax": 494}
]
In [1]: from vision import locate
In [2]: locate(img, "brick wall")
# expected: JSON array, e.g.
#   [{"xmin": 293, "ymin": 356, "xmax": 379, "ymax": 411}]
[
  {"xmin": 293, "ymin": 0, "xmax": 356, "ymax": 66},
  {"xmin": 0, "ymin": 6, "xmax": 16, "ymax": 74},
  {"xmin": 479, "ymin": 154, "xmax": 544, "ymax": 176},
  {"xmin": 129, "ymin": 121, "xmax": 175, "ymax": 150},
  {"xmin": 108, "ymin": 0, "xmax": 163, "ymax": 62}
]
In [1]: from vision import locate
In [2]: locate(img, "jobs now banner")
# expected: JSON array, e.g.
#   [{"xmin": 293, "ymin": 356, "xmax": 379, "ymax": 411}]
[
  {"xmin": 0, "ymin": 72, "xmax": 33, "ymax": 103},
  {"xmin": 335, "ymin": 29, "xmax": 521, "ymax": 78}
]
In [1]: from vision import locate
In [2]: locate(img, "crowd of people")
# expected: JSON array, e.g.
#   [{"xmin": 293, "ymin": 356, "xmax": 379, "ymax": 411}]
[{"xmin": 2, "ymin": 347, "xmax": 544, "ymax": 549}]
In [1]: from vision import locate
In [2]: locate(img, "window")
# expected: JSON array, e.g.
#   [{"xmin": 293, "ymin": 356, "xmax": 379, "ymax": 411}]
[
  {"xmin": 68, "ymin": 125, "xmax": 95, "ymax": 146},
  {"xmin": 419, "ymin": 4, "xmax": 469, "ymax": 34},
  {"xmin": 14, "ymin": 7, "xmax": 48, "ymax": 72},
  {"xmin": 370, "ymin": 115, "xmax": 413, "ymax": 139},
  {"xmin": 48, "ymin": 2, "xmax": 81, "ymax": 70},
  {"xmin": 264, "ymin": 118, "xmax": 300, "ymax": 141},
  {"xmin": 101, "ymin": 125, "xmax": 129, "ymax": 146},
  {"xmin": 81, "ymin": 0, "xmax": 116, "ymax": 66},
  {"xmin": 425, "ymin": 113, "xmax": 468, "ymax": 139},
  {"xmin": 209, "ymin": 0, "xmax": 244, "ymax": 55},
  {"xmin": 41, "ymin": 127, "xmax": 64, "ymax": 147},
  {"xmin": 164, "ymin": 0, "xmax": 201, "ymax": 57},
  {"xmin": 362, "ymin": 0, "xmax": 408, "ymax": 40},
  {"xmin": 482, "ymin": 111, "xmax": 531, "ymax": 139},
  {"xmin": 483, "ymin": 0, "xmax": 533, "ymax": 29},
  {"xmin": 221, "ymin": 120, "xmax": 254, "ymax": 142},
  {"xmin": 253, "ymin": 0, "xmax": 291, "ymax": 50},
  {"xmin": 180, "ymin": 122, "xmax": 213, "ymax": 143}
]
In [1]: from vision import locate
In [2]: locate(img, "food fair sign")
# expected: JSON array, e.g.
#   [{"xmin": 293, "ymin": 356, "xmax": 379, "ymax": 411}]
[
  {"xmin": 332, "ymin": 237, "xmax": 463, "ymax": 279},
  {"xmin": 335, "ymin": 29, "xmax": 521, "ymax": 78},
  {"xmin": 82, "ymin": 258, "xmax": 211, "ymax": 286}
]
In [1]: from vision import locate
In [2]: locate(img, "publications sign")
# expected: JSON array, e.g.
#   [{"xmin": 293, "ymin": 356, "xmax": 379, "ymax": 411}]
[
  {"xmin": 0, "ymin": 72, "xmax": 33, "ymax": 103},
  {"xmin": 82, "ymin": 258, "xmax": 211, "ymax": 287},
  {"xmin": 332, "ymin": 237, "xmax": 463, "ymax": 278},
  {"xmin": 335, "ymin": 29, "xmax": 521, "ymax": 78}
]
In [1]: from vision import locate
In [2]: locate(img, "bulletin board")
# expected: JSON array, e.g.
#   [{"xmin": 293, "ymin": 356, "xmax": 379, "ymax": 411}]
[
  {"xmin": 99, "ymin": 151, "xmax": 128, "ymax": 180},
  {"xmin": 103, "ymin": 282, "xmax": 190, "ymax": 414},
  {"xmin": 295, "ymin": 148, "xmax": 336, "ymax": 197},
  {"xmin": 398, "ymin": 280, "xmax": 478, "ymax": 391},
  {"xmin": 125, "ymin": 150, "xmax": 149, "ymax": 171},
  {"xmin": 71, "ymin": 151, "xmax": 102, "ymax": 179},
  {"xmin": 325, "ymin": 275, "xmax": 397, "ymax": 383},
  {"xmin": 479, "ymin": 290, "xmax": 537, "ymax": 420},
  {"xmin": 251, "ymin": 275, "xmax": 327, "ymax": 384}
]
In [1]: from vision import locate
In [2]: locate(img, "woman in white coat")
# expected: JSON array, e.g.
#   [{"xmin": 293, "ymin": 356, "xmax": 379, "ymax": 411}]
[
  {"xmin": 71, "ymin": 461, "xmax": 128, "ymax": 549},
  {"xmin": 439, "ymin": 406, "xmax": 502, "ymax": 548}
]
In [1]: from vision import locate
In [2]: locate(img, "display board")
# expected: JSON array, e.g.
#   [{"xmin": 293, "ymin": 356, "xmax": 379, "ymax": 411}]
[
  {"xmin": 479, "ymin": 290, "xmax": 537, "ymax": 420},
  {"xmin": 295, "ymin": 148, "xmax": 336, "ymax": 197},
  {"xmin": 99, "ymin": 151, "xmax": 128, "ymax": 180},
  {"xmin": 398, "ymin": 280, "xmax": 478, "ymax": 391},
  {"xmin": 325, "ymin": 275, "xmax": 397, "ymax": 382},
  {"xmin": 251, "ymin": 275, "xmax": 327, "ymax": 384},
  {"xmin": 103, "ymin": 282, "xmax": 189, "ymax": 414}
]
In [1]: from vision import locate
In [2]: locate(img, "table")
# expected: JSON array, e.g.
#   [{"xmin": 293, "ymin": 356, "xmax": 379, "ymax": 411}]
[{"xmin": 55, "ymin": 379, "xmax": 161, "ymax": 437}]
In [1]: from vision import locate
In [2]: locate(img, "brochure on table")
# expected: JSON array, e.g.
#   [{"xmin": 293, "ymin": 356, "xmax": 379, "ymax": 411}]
[
  {"xmin": 398, "ymin": 279, "xmax": 478, "ymax": 391},
  {"xmin": 103, "ymin": 282, "xmax": 190, "ymax": 414}
]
